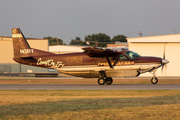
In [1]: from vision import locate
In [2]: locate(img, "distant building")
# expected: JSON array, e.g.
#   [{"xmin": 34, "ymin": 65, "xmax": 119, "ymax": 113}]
[
  {"xmin": 107, "ymin": 41, "xmax": 128, "ymax": 51},
  {"xmin": 127, "ymin": 34, "xmax": 180, "ymax": 77},
  {"xmin": 107, "ymin": 41, "xmax": 128, "ymax": 47}
]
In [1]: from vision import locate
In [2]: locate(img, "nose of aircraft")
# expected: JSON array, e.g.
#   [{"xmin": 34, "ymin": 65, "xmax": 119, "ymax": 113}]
[{"xmin": 161, "ymin": 59, "xmax": 169, "ymax": 64}]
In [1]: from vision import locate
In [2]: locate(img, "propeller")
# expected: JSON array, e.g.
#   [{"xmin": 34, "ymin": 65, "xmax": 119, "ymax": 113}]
[{"xmin": 161, "ymin": 44, "xmax": 168, "ymax": 73}]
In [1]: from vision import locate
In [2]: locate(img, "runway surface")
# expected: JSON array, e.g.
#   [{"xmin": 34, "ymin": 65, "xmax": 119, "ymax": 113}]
[{"xmin": 0, "ymin": 84, "xmax": 180, "ymax": 90}]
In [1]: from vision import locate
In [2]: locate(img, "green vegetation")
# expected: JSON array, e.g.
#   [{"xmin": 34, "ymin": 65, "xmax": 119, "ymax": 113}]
[
  {"xmin": 43, "ymin": 36, "xmax": 66, "ymax": 46},
  {"xmin": 84, "ymin": 33, "xmax": 111, "ymax": 47},
  {"xmin": 69, "ymin": 37, "xmax": 86, "ymax": 46},
  {"xmin": 0, "ymin": 90, "xmax": 180, "ymax": 119},
  {"xmin": 111, "ymin": 35, "xmax": 127, "ymax": 43},
  {"xmin": 45, "ymin": 33, "xmax": 127, "ymax": 47},
  {"xmin": 70, "ymin": 33, "xmax": 127, "ymax": 47}
]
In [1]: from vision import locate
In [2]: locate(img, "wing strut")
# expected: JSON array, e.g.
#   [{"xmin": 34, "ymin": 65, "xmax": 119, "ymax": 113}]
[{"xmin": 105, "ymin": 56, "xmax": 113, "ymax": 68}]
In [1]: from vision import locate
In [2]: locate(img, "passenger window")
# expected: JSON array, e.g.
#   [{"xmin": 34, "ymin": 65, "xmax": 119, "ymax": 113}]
[{"xmin": 120, "ymin": 54, "xmax": 127, "ymax": 60}]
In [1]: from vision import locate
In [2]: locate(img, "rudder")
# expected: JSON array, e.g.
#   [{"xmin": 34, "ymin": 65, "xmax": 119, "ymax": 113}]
[
  {"xmin": 12, "ymin": 28, "xmax": 33, "ymax": 58},
  {"xmin": 12, "ymin": 28, "xmax": 54, "ymax": 60}
]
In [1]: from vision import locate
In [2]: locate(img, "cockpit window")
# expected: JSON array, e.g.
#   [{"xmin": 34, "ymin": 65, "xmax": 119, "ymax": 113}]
[{"xmin": 124, "ymin": 51, "xmax": 140, "ymax": 59}]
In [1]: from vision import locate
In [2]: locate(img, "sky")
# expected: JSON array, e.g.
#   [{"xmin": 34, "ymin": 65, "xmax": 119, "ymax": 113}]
[{"xmin": 0, "ymin": 0, "xmax": 180, "ymax": 44}]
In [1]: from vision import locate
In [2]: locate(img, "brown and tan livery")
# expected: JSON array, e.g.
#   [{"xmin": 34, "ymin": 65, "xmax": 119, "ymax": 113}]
[{"xmin": 12, "ymin": 28, "xmax": 169, "ymax": 85}]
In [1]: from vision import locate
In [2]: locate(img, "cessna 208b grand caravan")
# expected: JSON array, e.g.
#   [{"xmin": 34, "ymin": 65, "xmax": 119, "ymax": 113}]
[{"xmin": 12, "ymin": 28, "xmax": 169, "ymax": 85}]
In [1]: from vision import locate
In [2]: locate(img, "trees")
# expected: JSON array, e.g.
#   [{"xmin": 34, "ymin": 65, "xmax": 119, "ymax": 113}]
[
  {"xmin": 111, "ymin": 35, "xmax": 127, "ymax": 42},
  {"xmin": 85, "ymin": 33, "xmax": 111, "ymax": 47},
  {"xmin": 69, "ymin": 37, "xmax": 86, "ymax": 46},
  {"xmin": 44, "ymin": 34, "xmax": 127, "ymax": 47},
  {"xmin": 43, "ymin": 36, "xmax": 65, "ymax": 46}
]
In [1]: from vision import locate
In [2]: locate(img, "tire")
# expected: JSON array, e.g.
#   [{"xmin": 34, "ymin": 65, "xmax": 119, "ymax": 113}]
[
  {"xmin": 106, "ymin": 77, "xmax": 113, "ymax": 85},
  {"xmin": 97, "ymin": 78, "xmax": 106, "ymax": 85},
  {"xmin": 151, "ymin": 77, "xmax": 158, "ymax": 84}
]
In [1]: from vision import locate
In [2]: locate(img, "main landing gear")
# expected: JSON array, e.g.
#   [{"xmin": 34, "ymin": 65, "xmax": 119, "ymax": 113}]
[
  {"xmin": 97, "ymin": 71, "xmax": 113, "ymax": 85},
  {"xmin": 97, "ymin": 77, "xmax": 113, "ymax": 85}
]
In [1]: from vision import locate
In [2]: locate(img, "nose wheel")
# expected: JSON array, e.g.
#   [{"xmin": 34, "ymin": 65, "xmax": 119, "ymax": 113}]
[
  {"xmin": 151, "ymin": 77, "xmax": 158, "ymax": 84},
  {"xmin": 149, "ymin": 68, "xmax": 158, "ymax": 84}
]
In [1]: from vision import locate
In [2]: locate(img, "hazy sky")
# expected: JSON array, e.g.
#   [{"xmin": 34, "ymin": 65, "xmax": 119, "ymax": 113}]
[{"xmin": 0, "ymin": 0, "xmax": 180, "ymax": 44}]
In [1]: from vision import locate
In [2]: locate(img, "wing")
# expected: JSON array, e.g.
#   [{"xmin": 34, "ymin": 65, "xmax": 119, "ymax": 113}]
[{"xmin": 82, "ymin": 47, "xmax": 119, "ymax": 57}]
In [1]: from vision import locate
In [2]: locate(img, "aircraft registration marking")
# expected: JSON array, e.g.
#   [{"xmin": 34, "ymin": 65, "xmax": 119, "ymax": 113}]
[
  {"xmin": 37, "ymin": 58, "xmax": 65, "ymax": 68},
  {"xmin": 98, "ymin": 61, "xmax": 134, "ymax": 66},
  {"xmin": 20, "ymin": 49, "xmax": 34, "ymax": 54}
]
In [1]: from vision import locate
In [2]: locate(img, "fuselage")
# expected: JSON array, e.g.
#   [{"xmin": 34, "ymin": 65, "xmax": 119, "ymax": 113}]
[{"xmin": 13, "ymin": 50, "xmax": 163, "ymax": 78}]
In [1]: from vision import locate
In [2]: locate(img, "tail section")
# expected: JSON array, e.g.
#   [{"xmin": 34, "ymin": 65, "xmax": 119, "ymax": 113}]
[
  {"xmin": 12, "ymin": 28, "xmax": 32, "ymax": 58},
  {"xmin": 12, "ymin": 28, "xmax": 54, "ymax": 59}
]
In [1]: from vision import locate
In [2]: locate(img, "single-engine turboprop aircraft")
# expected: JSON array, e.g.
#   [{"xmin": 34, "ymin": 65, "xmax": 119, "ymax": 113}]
[{"xmin": 12, "ymin": 28, "xmax": 169, "ymax": 85}]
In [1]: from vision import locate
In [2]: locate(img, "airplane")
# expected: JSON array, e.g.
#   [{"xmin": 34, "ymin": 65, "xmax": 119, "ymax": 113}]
[{"xmin": 12, "ymin": 28, "xmax": 169, "ymax": 85}]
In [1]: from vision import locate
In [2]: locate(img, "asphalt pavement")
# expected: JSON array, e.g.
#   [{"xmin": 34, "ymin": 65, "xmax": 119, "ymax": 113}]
[{"xmin": 0, "ymin": 84, "xmax": 180, "ymax": 90}]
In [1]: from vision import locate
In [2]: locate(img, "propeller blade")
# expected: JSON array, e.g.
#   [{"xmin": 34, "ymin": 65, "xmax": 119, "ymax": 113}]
[
  {"xmin": 161, "ymin": 63, "xmax": 164, "ymax": 73},
  {"xmin": 161, "ymin": 44, "xmax": 166, "ymax": 73},
  {"xmin": 165, "ymin": 64, "xmax": 167, "ymax": 71},
  {"xmin": 163, "ymin": 44, "xmax": 166, "ymax": 59}
]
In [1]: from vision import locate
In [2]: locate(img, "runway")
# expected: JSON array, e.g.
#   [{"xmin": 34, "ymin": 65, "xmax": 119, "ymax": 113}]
[{"xmin": 0, "ymin": 84, "xmax": 180, "ymax": 90}]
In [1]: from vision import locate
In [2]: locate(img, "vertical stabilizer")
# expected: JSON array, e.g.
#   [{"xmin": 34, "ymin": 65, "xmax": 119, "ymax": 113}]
[
  {"xmin": 12, "ymin": 28, "xmax": 54, "ymax": 60},
  {"xmin": 12, "ymin": 28, "xmax": 32, "ymax": 58}
]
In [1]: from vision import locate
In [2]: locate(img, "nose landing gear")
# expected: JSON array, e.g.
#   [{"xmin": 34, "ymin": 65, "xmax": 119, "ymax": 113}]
[
  {"xmin": 150, "ymin": 68, "xmax": 158, "ymax": 84},
  {"xmin": 151, "ymin": 76, "xmax": 158, "ymax": 84}
]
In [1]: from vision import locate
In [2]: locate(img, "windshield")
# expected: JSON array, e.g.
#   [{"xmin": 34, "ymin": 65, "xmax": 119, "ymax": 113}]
[{"xmin": 124, "ymin": 51, "xmax": 140, "ymax": 59}]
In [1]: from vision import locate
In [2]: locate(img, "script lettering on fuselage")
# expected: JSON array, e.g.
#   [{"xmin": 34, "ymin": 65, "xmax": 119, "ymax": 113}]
[
  {"xmin": 116, "ymin": 61, "xmax": 134, "ymax": 66},
  {"xmin": 98, "ymin": 61, "xmax": 134, "ymax": 66},
  {"xmin": 37, "ymin": 58, "xmax": 65, "ymax": 68},
  {"xmin": 20, "ymin": 49, "xmax": 34, "ymax": 54}
]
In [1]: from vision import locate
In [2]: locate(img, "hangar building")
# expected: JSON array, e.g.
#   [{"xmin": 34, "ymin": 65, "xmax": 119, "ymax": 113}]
[
  {"xmin": 0, "ymin": 36, "xmax": 49, "ymax": 73},
  {"xmin": 127, "ymin": 34, "xmax": 180, "ymax": 77}
]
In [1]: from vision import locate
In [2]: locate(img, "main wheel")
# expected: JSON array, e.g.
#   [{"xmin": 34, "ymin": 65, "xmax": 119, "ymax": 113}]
[
  {"xmin": 151, "ymin": 77, "xmax": 158, "ymax": 84},
  {"xmin": 97, "ymin": 78, "xmax": 106, "ymax": 85},
  {"xmin": 106, "ymin": 77, "xmax": 113, "ymax": 85}
]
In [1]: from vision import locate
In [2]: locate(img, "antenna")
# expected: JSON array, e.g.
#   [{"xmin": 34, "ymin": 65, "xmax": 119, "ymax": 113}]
[
  {"xmin": 56, "ymin": 38, "xmax": 59, "ymax": 45},
  {"xmin": 138, "ymin": 31, "xmax": 142, "ymax": 37},
  {"xmin": 171, "ymin": 30, "xmax": 175, "ymax": 34}
]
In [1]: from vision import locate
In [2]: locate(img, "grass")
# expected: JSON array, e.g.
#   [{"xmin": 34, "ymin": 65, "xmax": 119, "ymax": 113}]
[{"xmin": 0, "ymin": 90, "xmax": 180, "ymax": 119}]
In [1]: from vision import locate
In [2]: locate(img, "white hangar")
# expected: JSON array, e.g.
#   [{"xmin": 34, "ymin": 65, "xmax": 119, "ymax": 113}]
[{"xmin": 127, "ymin": 34, "xmax": 180, "ymax": 77}]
